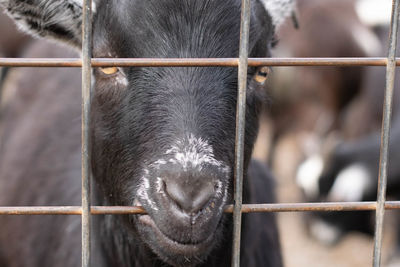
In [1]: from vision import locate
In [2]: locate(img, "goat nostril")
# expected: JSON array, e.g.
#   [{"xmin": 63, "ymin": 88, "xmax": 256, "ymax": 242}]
[
  {"xmin": 164, "ymin": 180, "xmax": 215, "ymax": 214},
  {"xmin": 214, "ymin": 182, "xmax": 220, "ymax": 190},
  {"xmin": 162, "ymin": 180, "xmax": 167, "ymax": 192}
]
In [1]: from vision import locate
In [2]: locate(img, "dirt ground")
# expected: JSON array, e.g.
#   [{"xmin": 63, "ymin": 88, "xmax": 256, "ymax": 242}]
[
  {"xmin": 278, "ymin": 211, "xmax": 396, "ymax": 267},
  {"xmin": 257, "ymin": 131, "xmax": 398, "ymax": 267},
  {"xmin": 277, "ymin": 176, "xmax": 397, "ymax": 267}
]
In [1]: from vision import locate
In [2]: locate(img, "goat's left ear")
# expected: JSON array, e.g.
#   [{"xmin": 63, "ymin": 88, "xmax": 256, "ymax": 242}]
[
  {"xmin": 0, "ymin": 0, "xmax": 95, "ymax": 49},
  {"xmin": 259, "ymin": 0, "xmax": 296, "ymax": 29}
]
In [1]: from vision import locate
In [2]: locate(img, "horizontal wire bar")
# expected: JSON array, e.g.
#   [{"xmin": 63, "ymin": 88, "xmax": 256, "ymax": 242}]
[
  {"xmin": 0, "ymin": 57, "xmax": 399, "ymax": 67},
  {"xmin": 1, "ymin": 201, "xmax": 400, "ymax": 215}
]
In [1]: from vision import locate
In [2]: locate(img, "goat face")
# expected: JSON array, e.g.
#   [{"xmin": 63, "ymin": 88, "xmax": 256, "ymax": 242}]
[
  {"xmin": 90, "ymin": 1, "xmax": 274, "ymax": 264},
  {"xmin": 2, "ymin": 0, "xmax": 294, "ymax": 265}
]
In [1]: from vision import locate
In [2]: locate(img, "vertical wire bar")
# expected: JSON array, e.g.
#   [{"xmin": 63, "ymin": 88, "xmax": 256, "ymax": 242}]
[
  {"xmin": 373, "ymin": 0, "xmax": 400, "ymax": 266},
  {"xmin": 81, "ymin": 0, "xmax": 92, "ymax": 266},
  {"xmin": 232, "ymin": 0, "xmax": 251, "ymax": 266}
]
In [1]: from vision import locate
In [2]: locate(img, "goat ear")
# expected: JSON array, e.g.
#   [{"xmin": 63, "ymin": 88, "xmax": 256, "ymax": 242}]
[
  {"xmin": 259, "ymin": 0, "xmax": 296, "ymax": 29},
  {"xmin": 0, "ymin": 0, "xmax": 94, "ymax": 49}
]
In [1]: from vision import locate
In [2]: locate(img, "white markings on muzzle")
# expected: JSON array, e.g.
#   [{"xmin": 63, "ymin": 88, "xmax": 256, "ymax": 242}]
[
  {"xmin": 296, "ymin": 154, "xmax": 324, "ymax": 199},
  {"xmin": 214, "ymin": 180, "xmax": 228, "ymax": 213},
  {"xmin": 155, "ymin": 177, "xmax": 166, "ymax": 196},
  {"xmin": 136, "ymin": 135, "xmax": 230, "ymax": 212},
  {"xmin": 137, "ymin": 169, "xmax": 158, "ymax": 211},
  {"xmin": 328, "ymin": 163, "xmax": 371, "ymax": 202},
  {"xmin": 153, "ymin": 134, "xmax": 230, "ymax": 174}
]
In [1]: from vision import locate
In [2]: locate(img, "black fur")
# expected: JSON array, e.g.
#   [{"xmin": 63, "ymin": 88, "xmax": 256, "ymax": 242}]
[
  {"xmin": 0, "ymin": 0, "xmax": 286, "ymax": 266},
  {"xmin": 89, "ymin": 1, "xmax": 276, "ymax": 266},
  {"xmin": 1, "ymin": 0, "xmax": 83, "ymax": 46},
  {"xmin": 0, "ymin": 41, "xmax": 282, "ymax": 266}
]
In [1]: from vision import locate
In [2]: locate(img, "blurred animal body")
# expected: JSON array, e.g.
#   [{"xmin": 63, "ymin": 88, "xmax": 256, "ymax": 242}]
[
  {"xmin": 0, "ymin": 11, "xmax": 31, "ymax": 91},
  {"xmin": 296, "ymin": 24, "xmax": 400, "ymax": 263}
]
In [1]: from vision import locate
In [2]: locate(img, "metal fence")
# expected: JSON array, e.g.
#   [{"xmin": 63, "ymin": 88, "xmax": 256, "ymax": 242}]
[{"xmin": 0, "ymin": 0, "xmax": 399, "ymax": 267}]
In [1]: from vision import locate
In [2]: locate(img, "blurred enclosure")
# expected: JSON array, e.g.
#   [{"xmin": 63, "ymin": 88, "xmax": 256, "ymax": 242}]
[{"xmin": 252, "ymin": 0, "xmax": 400, "ymax": 266}]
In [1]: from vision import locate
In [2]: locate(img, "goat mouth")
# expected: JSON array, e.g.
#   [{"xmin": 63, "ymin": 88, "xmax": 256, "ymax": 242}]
[{"xmin": 138, "ymin": 214, "xmax": 215, "ymax": 256}]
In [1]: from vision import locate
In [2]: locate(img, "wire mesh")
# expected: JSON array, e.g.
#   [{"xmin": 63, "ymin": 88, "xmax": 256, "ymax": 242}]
[{"xmin": 0, "ymin": 0, "xmax": 398, "ymax": 267}]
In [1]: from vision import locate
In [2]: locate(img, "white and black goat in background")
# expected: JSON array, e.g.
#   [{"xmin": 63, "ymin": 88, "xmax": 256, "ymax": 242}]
[
  {"xmin": 0, "ymin": 0, "xmax": 295, "ymax": 266},
  {"xmin": 296, "ymin": 16, "xmax": 400, "ymax": 264}
]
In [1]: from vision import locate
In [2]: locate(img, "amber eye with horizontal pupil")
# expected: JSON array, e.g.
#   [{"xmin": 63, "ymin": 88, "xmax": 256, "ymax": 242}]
[
  {"xmin": 254, "ymin": 66, "xmax": 271, "ymax": 84},
  {"xmin": 100, "ymin": 66, "xmax": 119, "ymax": 75}
]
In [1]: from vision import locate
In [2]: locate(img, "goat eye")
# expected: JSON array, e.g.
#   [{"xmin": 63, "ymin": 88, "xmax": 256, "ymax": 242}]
[
  {"xmin": 100, "ymin": 67, "xmax": 119, "ymax": 75},
  {"xmin": 254, "ymin": 66, "xmax": 271, "ymax": 84}
]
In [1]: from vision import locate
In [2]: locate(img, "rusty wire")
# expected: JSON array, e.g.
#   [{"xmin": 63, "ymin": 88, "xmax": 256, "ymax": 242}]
[
  {"xmin": 231, "ymin": 0, "xmax": 251, "ymax": 266},
  {"xmin": 1, "ymin": 201, "xmax": 400, "ymax": 215},
  {"xmin": 0, "ymin": 0, "xmax": 399, "ymax": 267},
  {"xmin": 0, "ymin": 57, "xmax": 399, "ymax": 67},
  {"xmin": 81, "ymin": 0, "xmax": 92, "ymax": 266}
]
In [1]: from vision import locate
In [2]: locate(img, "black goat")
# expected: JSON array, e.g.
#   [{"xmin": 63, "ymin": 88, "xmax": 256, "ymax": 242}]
[{"xmin": 0, "ymin": 0, "xmax": 294, "ymax": 266}]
